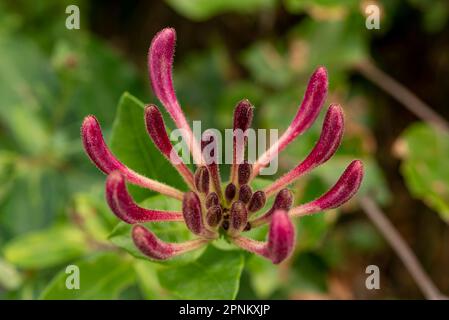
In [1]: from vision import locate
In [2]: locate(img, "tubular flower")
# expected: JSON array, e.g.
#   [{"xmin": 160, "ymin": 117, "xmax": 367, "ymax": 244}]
[{"xmin": 81, "ymin": 28, "xmax": 364, "ymax": 265}]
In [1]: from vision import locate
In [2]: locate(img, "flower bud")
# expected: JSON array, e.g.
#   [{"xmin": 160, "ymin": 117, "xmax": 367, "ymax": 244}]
[
  {"xmin": 267, "ymin": 210, "xmax": 296, "ymax": 264},
  {"xmin": 206, "ymin": 205, "xmax": 222, "ymax": 228},
  {"xmin": 144, "ymin": 104, "xmax": 173, "ymax": 157},
  {"xmin": 290, "ymin": 160, "xmax": 364, "ymax": 216},
  {"xmin": 106, "ymin": 171, "xmax": 183, "ymax": 223},
  {"xmin": 238, "ymin": 162, "xmax": 252, "ymax": 185},
  {"xmin": 233, "ymin": 99, "xmax": 254, "ymax": 132},
  {"xmin": 206, "ymin": 192, "xmax": 219, "ymax": 209},
  {"xmin": 194, "ymin": 166, "xmax": 210, "ymax": 194},
  {"xmin": 264, "ymin": 104, "xmax": 344, "ymax": 196},
  {"xmin": 248, "ymin": 188, "xmax": 293, "ymax": 228},
  {"xmin": 132, "ymin": 225, "xmax": 208, "ymax": 260},
  {"xmin": 248, "ymin": 191, "xmax": 266, "ymax": 213},
  {"xmin": 239, "ymin": 184, "xmax": 252, "ymax": 204},
  {"xmin": 182, "ymin": 192, "xmax": 211, "ymax": 237},
  {"xmin": 274, "ymin": 188, "xmax": 294, "ymax": 210},
  {"xmin": 225, "ymin": 183, "xmax": 236, "ymax": 202},
  {"xmin": 229, "ymin": 201, "xmax": 248, "ymax": 235}
]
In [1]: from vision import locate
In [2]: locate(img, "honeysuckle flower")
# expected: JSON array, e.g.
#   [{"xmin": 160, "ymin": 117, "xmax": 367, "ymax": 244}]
[{"xmin": 81, "ymin": 27, "xmax": 364, "ymax": 265}]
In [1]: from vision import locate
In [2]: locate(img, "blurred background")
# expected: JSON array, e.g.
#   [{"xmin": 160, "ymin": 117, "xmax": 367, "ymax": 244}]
[{"xmin": 0, "ymin": 0, "xmax": 449, "ymax": 299}]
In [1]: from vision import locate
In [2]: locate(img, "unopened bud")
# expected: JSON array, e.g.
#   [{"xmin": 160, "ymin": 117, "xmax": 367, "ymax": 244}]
[
  {"xmin": 248, "ymin": 191, "xmax": 266, "ymax": 213},
  {"xmin": 206, "ymin": 206, "xmax": 222, "ymax": 228},
  {"xmin": 238, "ymin": 162, "xmax": 252, "ymax": 185},
  {"xmin": 229, "ymin": 201, "xmax": 248, "ymax": 235},
  {"xmin": 239, "ymin": 184, "xmax": 252, "ymax": 204},
  {"xmin": 206, "ymin": 192, "xmax": 219, "ymax": 208},
  {"xmin": 182, "ymin": 192, "xmax": 210, "ymax": 237},
  {"xmin": 194, "ymin": 166, "xmax": 209, "ymax": 194},
  {"xmin": 225, "ymin": 183, "xmax": 236, "ymax": 202}
]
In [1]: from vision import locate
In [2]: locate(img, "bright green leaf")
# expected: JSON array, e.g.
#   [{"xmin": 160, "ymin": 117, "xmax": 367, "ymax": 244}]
[
  {"xmin": 157, "ymin": 246, "xmax": 244, "ymax": 299},
  {"xmin": 3, "ymin": 225, "xmax": 88, "ymax": 269},
  {"xmin": 40, "ymin": 252, "xmax": 135, "ymax": 300}
]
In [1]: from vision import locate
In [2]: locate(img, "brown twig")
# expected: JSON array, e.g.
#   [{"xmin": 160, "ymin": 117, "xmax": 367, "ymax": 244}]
[
  {"xmin": 355, "ymin": 60, "xmax": 449, "ymax": 133},
  {"xmin": 360, "ymin": 196, "xmax": 448, "ymax": 300}
]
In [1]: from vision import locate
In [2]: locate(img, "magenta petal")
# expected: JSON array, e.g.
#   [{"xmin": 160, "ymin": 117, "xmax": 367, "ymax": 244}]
[
  {"xmin": 232, "ymin": 210, "xmax": 295, "ymax": 264},
  {"xmin": 144, "ymin": 104, "xmax": 174, "ymax": 157},
  {"xmin": 287, "ymin": 67, "xmax": 328, "ymax": 141},
  {"xmin": 148, "ymin": 28, "xmax": 203, "ymax": 165},
  {"xmin": 148, "ymin": 28, "xmax": 178, "ymax": 118},
  {"xmin": 265, "ymin": 104, "xmax": 344, "ymax": 196},
  {"xmin": 105, "ymin": 171, "xmax": 184, "ymax": 224},
  {"xmin": 132, "ymin": 225, "xmax": 208, "ymax": 260},
  {"xmin": 290, "ymin": 160, "xmax": 364, "ymax": 217},
  {"xmin": 144, "ymin": 105, "xmax": 195, "ymax": 188},
  {"xmin": 81, "ymin": 115, "xmax": 184, "ymax": 200},
  {"xmin": 267, "ymin": 210, "xmax": 296, "ymax": 264},
  {"xmin": 252, "ymin": 67, "xmax": 328, "ymax": 177}
]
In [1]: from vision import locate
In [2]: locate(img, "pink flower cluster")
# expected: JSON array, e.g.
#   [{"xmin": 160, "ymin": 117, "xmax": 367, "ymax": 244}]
[{"xmin": 81, "ymin": 28, "xmax": 364, "ymax": 264}]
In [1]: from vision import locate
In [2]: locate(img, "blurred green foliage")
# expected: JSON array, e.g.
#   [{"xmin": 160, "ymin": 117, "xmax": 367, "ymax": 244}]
[{"xmin": 0, "ymin": 0, "xmax": 448, "ymax": 300}]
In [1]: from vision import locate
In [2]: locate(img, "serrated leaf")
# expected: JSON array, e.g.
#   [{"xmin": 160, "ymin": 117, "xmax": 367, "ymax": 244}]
[
  {"xmin": 109, "ymin": 93, "xmax": 185, "ymax": 202},
  {"xmin": 3, "ymin": 225, "xmax": 88, "ymax": 269},
  {"xmin": 157, "ymin": 246, "xmax": 244, "ymax": 299},
  {"xmin": 40, "ymin": 252, "xmax": 135, "ymax": 300}
]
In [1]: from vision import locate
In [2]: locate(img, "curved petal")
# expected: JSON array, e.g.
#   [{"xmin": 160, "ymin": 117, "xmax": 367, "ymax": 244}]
[
  {"xmin": 105, "ymin": 171, "xmax": 184, "ymax": 224},
  {"xmin": 290, "ymin": 160, "xmax": 364, "ymax": 217},
  {"xmin": 264, "ymin": 104, "xmax": 344, "ymax": 196},
  {"xmin": 252, "ymin": 67, "xmax": 328, "ymax": 178},
  {"xmin": 148, "ymin": 28, "xmax": 203, "ymax": 165},
  {"xmin": 81, "ymin": 115, "xmax": 184, "ymax": 200},
  {"xmin": 144, "ymin": 105, "xmax": 195, "ymax": 188},
  {"xmin": 132, "ymin": 225, "xmax": 209, "ymax": 260}
]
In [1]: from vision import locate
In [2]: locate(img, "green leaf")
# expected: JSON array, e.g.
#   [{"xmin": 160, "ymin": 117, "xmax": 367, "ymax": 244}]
[
  {"xmin": 109, "ymin": 93, "xmax": 185, "ymax": 202},
  {"xmin": 165, "ymin": 0, "xmax": 276, "ymax": 21},
  {"xmin": 3, "ymin": 225, "xmax": 88, "ymax": 269},
  {"xmin": 109, "ymin": 194, "xmax": 205, "ymax": 265},
  {"xmin": 157, "ymin": 246, "xmax": 244, "ymax": 299},
  {"xmin": 398, "ymin": 122, "xmax": 449, "ymax": 222},
  {"xmin": 0, "ymin": 258, "xmax": 23, "ymax": 290},
  {"xmin": 133, "ymin": 260, "xmax": 168, "ymax": 299},
  {"xmin": 40, "ymin": 252, "xmax": 136, "ymax": 300},
  {"xmin": 246, "ymin": 255, "xmax": 280, "ymax": 298}
]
